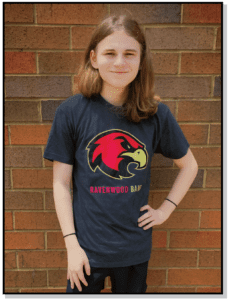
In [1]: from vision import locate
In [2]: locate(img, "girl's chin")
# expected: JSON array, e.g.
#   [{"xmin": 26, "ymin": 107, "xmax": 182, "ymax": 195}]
[{"xmin": 103, "ymin": 82, "xmax": 129, "ymax": 89}]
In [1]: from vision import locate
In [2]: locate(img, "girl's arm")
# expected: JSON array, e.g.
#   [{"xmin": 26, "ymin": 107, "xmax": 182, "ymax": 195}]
[
  {"xmin": 53, "ymin": 161, "xmax": 81, "ymax": 250},
  {"xmin": 138, "ymin": 148, "xmax": 198, "ymax": 229},
  {"xmin": 158, "ymin": 148, "xmax": 198, "ymax": 216}
]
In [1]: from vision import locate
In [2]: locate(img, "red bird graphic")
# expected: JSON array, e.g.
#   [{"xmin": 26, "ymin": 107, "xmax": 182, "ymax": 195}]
[{"xmin": 86, "ymin": 129, "xmax": 148, "ymax": 179}]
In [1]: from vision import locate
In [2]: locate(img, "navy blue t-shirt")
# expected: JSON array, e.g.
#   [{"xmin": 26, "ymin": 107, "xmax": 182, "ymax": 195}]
[{"xmin": 43, "ymin": 93, "xmax": 190, "ymax": 268}]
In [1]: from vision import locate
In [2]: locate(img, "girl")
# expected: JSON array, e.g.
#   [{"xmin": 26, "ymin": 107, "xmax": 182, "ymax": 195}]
[{"xmin": 43, "ymin": 14, "xmax": 198, "ymax": 294}]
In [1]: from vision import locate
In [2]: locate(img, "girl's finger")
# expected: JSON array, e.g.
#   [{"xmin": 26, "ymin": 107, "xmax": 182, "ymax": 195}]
[
  {"xmin": 84, "ymin": 260, "xmax": 91, "ymax": 276},
  {"xmin": 138, "ymin": 211, "xmax": 152, "ymax": 223},
  {"xmin": 72, "ymin": 273, "xmax": 82, "ymax": 291},
  {"xmin": 139, "ymin": 216, "xmax": 153, "ymax": 227},
  {"xmin": 144, "ymin": 220, "xmax": 156, "ymax": 230},
  {"xmin": 140, "ymin": 205, "xmax": 150, "ymax": 211}
]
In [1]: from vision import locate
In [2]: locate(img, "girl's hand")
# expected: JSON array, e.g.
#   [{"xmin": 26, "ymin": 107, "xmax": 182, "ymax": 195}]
[
  {"xmin": 138, "ymin": 204, "xmax": 170, "ymax": 230},
  {"xmin": 67, "ymin": 245, "xmax": 91, "ymax": 291}
]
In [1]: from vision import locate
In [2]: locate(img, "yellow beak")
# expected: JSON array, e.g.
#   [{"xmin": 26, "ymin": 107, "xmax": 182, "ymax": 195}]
[{"xmin": 121, "ymin": 149, "xmax": 147, "ymax": 168}]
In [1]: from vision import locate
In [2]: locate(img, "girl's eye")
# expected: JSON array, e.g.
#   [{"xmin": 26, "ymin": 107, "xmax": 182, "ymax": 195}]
[{"xmin": 105, "ymin": 53, "xmax": 134, "ymax": 56}]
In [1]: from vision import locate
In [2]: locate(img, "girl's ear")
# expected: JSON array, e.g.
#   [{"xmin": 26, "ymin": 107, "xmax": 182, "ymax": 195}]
[{"xmin": 90, "ymin": 50, "xmax": 98, "ymax": 69}]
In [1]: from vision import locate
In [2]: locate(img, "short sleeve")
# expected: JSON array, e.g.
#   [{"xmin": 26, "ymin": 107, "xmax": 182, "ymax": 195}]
[
  {"xmin": 154, "ymin": 105, "xmax": 190, "ymax": 159},
  {"xmin": 43, "ymin": 106, "xmax": 75, "ymax": 165}
]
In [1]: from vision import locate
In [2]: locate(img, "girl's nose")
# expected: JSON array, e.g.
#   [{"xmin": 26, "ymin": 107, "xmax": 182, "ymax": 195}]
[{"xmin": 114, "ymin": 54, "xmax": 126, "ymax": 66}]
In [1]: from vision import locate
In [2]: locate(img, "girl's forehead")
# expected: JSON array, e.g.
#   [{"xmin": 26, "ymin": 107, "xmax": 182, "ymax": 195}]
[{"xmin": 97, "ymin": 30, "xmax": 140, "ymax": 51}]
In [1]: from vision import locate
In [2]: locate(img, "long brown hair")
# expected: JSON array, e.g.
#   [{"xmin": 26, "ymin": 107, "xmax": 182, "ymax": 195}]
[{"xmin": 77, "ymin": 14, "xmax": 160, "ymax": 123}]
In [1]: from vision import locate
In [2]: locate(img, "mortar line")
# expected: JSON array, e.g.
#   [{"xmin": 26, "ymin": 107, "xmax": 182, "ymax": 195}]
[
  {"xmin": 181, "ymin": 3, "xmax": 184, "ymax": 24},
  {"xmin": 178, "ymin": 52, "xmax": 182, "ymax": 75},
  {"xmin": 69, "ymin": 26, "xmax": 72, "ymax": 50},
  {"xmin": 213, "ymin": 27, "xmax": 218, "ymax": 51},
  {"xmin": 208, "ymin": 124, "xmax": 211, "ymax": 145}
]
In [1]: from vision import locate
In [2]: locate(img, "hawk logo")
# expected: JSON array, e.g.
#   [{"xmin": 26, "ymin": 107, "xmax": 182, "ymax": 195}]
[{"xmin": 86, "ymin": 129, "xmax": 148, "ymax": 180}]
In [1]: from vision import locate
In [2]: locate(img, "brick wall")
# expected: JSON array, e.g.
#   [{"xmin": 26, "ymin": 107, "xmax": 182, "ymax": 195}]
[{"xmin": 4, "ymin": 3, "xmax": 221, "ymax": 294}]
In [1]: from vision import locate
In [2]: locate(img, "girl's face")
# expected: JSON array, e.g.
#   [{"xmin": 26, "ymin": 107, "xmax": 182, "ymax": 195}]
[{"xmin": 90, "ymin": 30, "xmax": 141, "ymax": 92}]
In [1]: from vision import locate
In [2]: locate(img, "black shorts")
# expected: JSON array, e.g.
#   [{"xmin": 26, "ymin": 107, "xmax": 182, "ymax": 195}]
[{"xmin": 66, "ymin": 260, "xmax": 148, "ymax": 294}]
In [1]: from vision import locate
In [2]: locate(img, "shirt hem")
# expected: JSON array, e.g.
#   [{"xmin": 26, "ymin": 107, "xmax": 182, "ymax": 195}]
[
  {"xmin": 43, "ymin": 152, "xmax": 73, "ymax": 165},
  {"xmin": 88, "ymin": 254, "xmax": 151, "ymax": 268}
]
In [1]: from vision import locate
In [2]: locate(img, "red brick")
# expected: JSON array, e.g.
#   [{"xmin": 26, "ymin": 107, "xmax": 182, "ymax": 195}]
[
  {"xmin": 181, "ymin": 53, "xmax": 221, "ymax": 74},
  {"xmin": 5, "ymin": 101, "xmax": 40, "ymax": 122},
  {"xmin": 191, "ymin": 147, "xmax": 221, "ymax": 167},
  {"xmin": 5, "ymin": 212, "xmax": 13, "ymax": 230},
  {"xmin": 206, "ymin": 169, "xmax": 221, "ymax": 188},
  {"xmin": 6, "ymin": 76, "xmax": 72, "ymax": 98},
  {"xmin": 147, "ymin": 269, "xmax": 166, "ymax": 286},
  {"xmin": 180, "ymin": 124, "xmax": 208, "ymax": 145},
  {"xmin": 5, "ymin": 191, "xmax": 43, "ymax": 210},
  {"xmin": 200, "ymin": 211, "xmax": 221, "ymax": 229},
  {"xmin": 4, "ymin": 4, "xmax": 34, "ymax": 23},
  {"xmin": 210, "ymin": 124, "xmax": 221, "ymax": 144},
  {"xmin": 48, "ymin": 269, "xmax": 67, "ymax": 286},
  {"xmin": 199, "ymin": 250, "xmax": 221, "ymax": 267},
  {"xmin": 39, "ymin": 52, "xmax": 85, "ymax": 74},
  {"xmin": 12, "ymin": 169, "xmax": 52, "ymax": 189},
  {"xmin": 168, "ymin": 269, "xmax": 221, "ymax": 285},
  {"xmin": 146, "ymin": 286, "xmax": 195, "ymax": 293},
  {"xmin": 5, "ymin": 232, "xmax": 45, "ymax": 250},
  {"xmin": 178, "ymin": 101, "xmax": 221, "ymax": 122},
  {"xmin": 5, "ymin": 252, "xmax": 17, "ymax": 269},
  {"xmin": 18, "ymin": 250, "xmax": 67, "ymax": 268},
  {"xmin": 72, "ymin": 27, "xmax": 96, "ymax": 49},
  {"xmin": 155, "ymin": 211, "xmax": 199, "ymax": 229},
  {"xmin": 152, "ymin": 53, "xmax": 179, "ymax": 74},
  {"xmin": 47, "ymin": 232, "xmax": 66, "ymax": 249},
  {"xmin": 152, "ymin": 231, "xmax": 167, "ymax": 248},
  {"xmin": 174, "ymin": 190, "xmax": 221, "ymax": 209},
  {"xmin": 20, "ymin": 288, "xmax": 66, "ymax": 293},
  {"xmin": 149, "ymin": 250, "xmax": 197, "ymax": 267},
  {"xmin": 197, "ymin": 287, "xmax": 221, "ymax": 293},
  {"xmin": 44, "ymin": 156, "xmax": 53, "ymax": 167},
  {"xmin": 216, "ymin": 27, "xmax": 221, "ymax": 50},
  {"xmin": 10, "ymin": 125, "xmax": 51, "ymax": 145},
  {"xmin": 150, "ymin": 190, "xmax": 221, "ymax": 210},
  {"xmin": 183, "ymin": 4, "xmax": 221, "ymax": 24},
  {"xmin": 5, "ymin": 288, "xmax": 20, "ymax": 293},
  {"xmin": 146, "ymin": 27, "xmax": 214, "ymax": 50},
  {"xmin": 5, "ymin": 147, "xmax": 42, "ymax": 167},
  {"xmin": 170, "ymin": 231, "xmax": 221, "ymax": 248},
  {"xmin": 5, "ymin": 126, "xmax": 9, "ymax": 145},
  {"xmin": 45, "ymin": 191, "xmax": 56, "ymax": 210},
  {"xmin": 214, "ymin": 76, "xmax": 221, "ymax": 97},
  {"xmin": 37, "ymin": 4, "xmax": 107, "ymax": 24},
  {"xmin": 5, "ymin": 52, "xmax": 36, "ymax": 74},
  {"xmin": 5, "ymin": 170, "xmax": 11, "ymax": 189},
  {"xmin": 150, "ymin": 168, "xmax": 203, "ymax": 189},
  {"xmin": 5, "ymin": 270, "xmax": 47, "ymax": 288},
  {"xmin": 15, "ymin": 212, "xmax": 60, "ymax": 230},
  {"xmin": 151, "ymin": 153, "xmax": 173, "ymax": 168},
  {"xmin": 150, "ymin": 168, "xmax": 178, "ymax": 189},
  {"xmin": 5, "ymin": 26, "xmax": 69, "ymax": 50},
  {"xmin": 155, "ymin": 76, "xmax": 211, "ymax": 98},
  {"xmin": 110, "ymin": 4, "xmax": 181, "ymax": 24}
]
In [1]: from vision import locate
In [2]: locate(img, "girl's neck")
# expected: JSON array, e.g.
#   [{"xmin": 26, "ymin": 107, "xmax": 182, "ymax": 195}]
[{"xmin": 100, "ymin": 85, "xmax": 128, "ymax": 107}]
